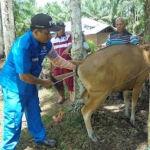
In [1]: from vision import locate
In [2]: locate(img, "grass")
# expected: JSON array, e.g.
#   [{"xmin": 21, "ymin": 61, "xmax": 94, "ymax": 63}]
[
  {"xmin": 0, "ymin": 87, "xmax": 149, "ymax": 150},
  {"xmin": 17, "ymin": 87, "xmax": 93, "ymax": 150}
]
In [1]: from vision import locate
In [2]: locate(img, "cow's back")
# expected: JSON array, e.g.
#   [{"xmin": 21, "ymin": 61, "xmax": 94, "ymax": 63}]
[{"xmin": 78, "ymin": 44, "xmax": 150, "ymax": 92}]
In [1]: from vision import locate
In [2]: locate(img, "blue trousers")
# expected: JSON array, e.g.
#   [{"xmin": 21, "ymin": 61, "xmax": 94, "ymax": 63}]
[{"xmin": 0, "ymin": 87, "xmax": 46, "ymax": 150}]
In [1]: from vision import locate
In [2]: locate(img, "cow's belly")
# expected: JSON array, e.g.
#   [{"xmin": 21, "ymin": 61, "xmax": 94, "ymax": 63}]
[{"xmin": 79, "ymin": 68, "xmax": 149, "ymax": 93}]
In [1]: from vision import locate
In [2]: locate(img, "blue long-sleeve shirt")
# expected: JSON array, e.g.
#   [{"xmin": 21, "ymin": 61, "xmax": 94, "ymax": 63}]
[{"xmin": 0, "ymin": 30, "xmax": 57, "ymax": 96}]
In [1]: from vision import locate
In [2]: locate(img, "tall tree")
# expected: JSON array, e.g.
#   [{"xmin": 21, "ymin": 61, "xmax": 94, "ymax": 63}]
[
  {"xmin": 144, "ymin": 0, "xmax": 150, "ymax": 44},
  {"xmin": 145, "ymin": 0, "xmax": 150, "ymax": 147},
  {"xmin": 1, "ymin": 0, "xmax": 15, "ymax": 57},
  {"xmin": 81, "ymin": 0, "xmax": 111, "ymax": 23},
  {"xmin": 45, "ymin": 1, "xmax": 71, "ymax": 23},
  {"xmin": 0, "ymin": 1, "xmax": 4, "ymax": 58},
  {"xmin": 70, "ymin": 0, "xmax": 83, "ymax": 104},
  {"xmin": 116, "ymin": 0, "xmax": 145, "ymax": 34},
  {"xmin": 13, "ymin": 0, "xmax": 36, "ymax": 37},
  {"xmin": 9, "ymin": 0, "xmax": 15, "ymax": 44}
]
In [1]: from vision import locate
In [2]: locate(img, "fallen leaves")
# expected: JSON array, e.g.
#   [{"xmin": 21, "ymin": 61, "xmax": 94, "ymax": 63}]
[{"xmin": 52, "ymin": 110, "xmax": 64, "ymax": 123}]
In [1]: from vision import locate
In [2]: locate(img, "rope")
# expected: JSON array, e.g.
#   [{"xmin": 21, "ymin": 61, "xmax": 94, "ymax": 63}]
[
  {"xmin": 96, "ymin": 64, "xmax": 150, "ymax": 92},
  {"xmin": 52, "ymin": 64, "xmax": 150, "ymax": 91},
  {"xmin": 52, "ymin": 72, "xmax": 75, "ymax": 85},
  {"xmin": 111, "ymin": 64, "xmax": 150, "ymax": 89}
]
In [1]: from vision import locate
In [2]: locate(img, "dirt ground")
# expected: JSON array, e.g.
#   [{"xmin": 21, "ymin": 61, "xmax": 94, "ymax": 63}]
[{"xmin": 0, "ymin": 86, "xmax": 149, "ymax": 150}]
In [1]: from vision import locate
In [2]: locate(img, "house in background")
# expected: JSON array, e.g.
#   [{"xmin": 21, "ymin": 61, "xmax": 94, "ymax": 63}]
[{"xmin": 64, "ymin": 18, "xmax": 116, "ymax": 49}]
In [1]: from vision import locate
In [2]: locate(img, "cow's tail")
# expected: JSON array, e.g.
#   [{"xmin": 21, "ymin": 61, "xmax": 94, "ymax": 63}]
[
  {"xmin": 69, "ymin": 60, "xmax": 83, "ymax": 76},
  {"xmin": 50, "ymin": 60, "xmax": 82, "ymax": 95},
  {"xmin": 50, "ymin": 74, "xmax": 63, "ymax": 96}
]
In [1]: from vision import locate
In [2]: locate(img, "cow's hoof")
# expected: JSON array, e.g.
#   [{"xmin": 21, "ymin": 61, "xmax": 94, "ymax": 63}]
[
  {"xmin": 91, "ymin": 135, "xmax": 100, "ymax": 146},
  {"xmin": 125, "ymin": 114, "xmax": 130, "ymax": 119},
  {"xmin": 130, "ymin": 119, "xmax": 135, "ymax": 126},
  {"xmin": 94, "ymin": 140, "xmax": 100, "ymax": 146}
]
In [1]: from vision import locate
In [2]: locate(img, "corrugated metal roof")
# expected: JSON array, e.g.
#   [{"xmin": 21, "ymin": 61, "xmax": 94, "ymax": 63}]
[{"xmin": 64, "ymin": 18, "xmax": 116, "ymax": 35}]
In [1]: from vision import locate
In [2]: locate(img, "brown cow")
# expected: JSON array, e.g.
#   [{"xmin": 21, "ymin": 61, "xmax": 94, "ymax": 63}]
[
  {"xmin": 53, "ymin": 44, "xmax": 150, "ymax": 145},
  {"xmin": 76, "ymin": 44, "xmax": 150, "ymax": 145}
]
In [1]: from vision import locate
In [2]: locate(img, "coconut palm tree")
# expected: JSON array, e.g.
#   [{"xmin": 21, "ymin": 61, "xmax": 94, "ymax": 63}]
[
  {"xmin": 81, "ymin": 0, "xmax": 145, "ymax": 34},
  {"xmin": 70, "ymin": 0, "xmax": 83, "ymax": 103},
  {"xmin": 143, "ymin": 0, "xmax": 150, "ymax": 43},
  {"xmin": 13, "ymin": 0, "xmax": 37, "ymax": 37},
  {"xmin": 0, "ymin": 2, "xmax": 4, "ymax": 58},
  {"xmin": 1, "ymin": 0, "xmax": 15, "ymax": 56},
  {"xmin": 45, "ymin": 1, "xmax": 71, "ymax": 23},
  {"xmin": 116, "ymin": 0, "xmax": 145, "ymax": 34},
  {"xmin": 81, "ymin": 0, "xmax": 111, "ymax": 23}
]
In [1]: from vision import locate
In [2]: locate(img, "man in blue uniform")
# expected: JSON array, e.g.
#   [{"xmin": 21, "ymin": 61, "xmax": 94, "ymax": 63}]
[
  {"xmin": 0, "ymin": 13, "xmax": 76, "ymax": 150},
  {"xmin": 106, "ymin": 17, "xmax": 139, "ymax": 101}
]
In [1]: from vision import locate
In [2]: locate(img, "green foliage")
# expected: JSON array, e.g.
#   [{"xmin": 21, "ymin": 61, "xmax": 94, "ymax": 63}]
[
  {"xmin": 117, "ymin": 0, "xmax": 145, "ymax": 34},
  {"xmin": 13, "ymin": 0, "xmax": 37, "ymax": 37},
  {"xmin": 145, "ymin": 34, "xmax": 150, "ymax": 43},
  {"xmin": 44, "ymin": 1, "xmax": 71, "ymax": 23},
  {"xmin": 13, "ymin": 0, "xmax": 148, "ymax": 38},
  {"xmin": 86, "ymin": 40, "xmax": 96, "ymax": 53},
  {"xmin": 42, "ymin": 58, "xmax": 50, "ymax": 68}
]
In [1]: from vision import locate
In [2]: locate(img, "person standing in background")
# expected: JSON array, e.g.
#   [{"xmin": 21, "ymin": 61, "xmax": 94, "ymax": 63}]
[
  {"xmin": 51, "ymin": 22, "xmax": 74, "ymax": 104},
  {"xmin": 106, "ymin": 17, "xmax": 139, "ymax": 101},
  {"xmin": 82, "ymin": 32, "xmax": 91, "ymax": 58}
]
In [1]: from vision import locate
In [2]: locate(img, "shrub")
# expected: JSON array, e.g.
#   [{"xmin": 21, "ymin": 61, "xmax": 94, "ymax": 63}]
[{"xmin": 86, "ymin": 40, "xmax": 96, "ymax": 53}]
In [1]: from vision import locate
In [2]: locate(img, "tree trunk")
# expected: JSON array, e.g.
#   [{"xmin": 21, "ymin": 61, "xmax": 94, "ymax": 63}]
[
  {"xmin": 148, "ymin": 74, "xmax": 150, "ymax": 149},
  {"xmin": 70, "ymin": 0, "xmax": 83, "ymax": 106},
  {"xmin": 8, "ymin": 0, "xmax": 15, "ymax": 44},
  {"xmin": 1, "ymin": 0, "xmax": 15, "ymax": 57},
  {"xmin": 144, "ymin": 0, "xmax": 150, "ymax": 44},
  {"xmin": 0, "ymin": 1, "xmax": 4, "ymax": 58},
  {"xmin": 146, "ymin": 0, "xmax": 150, "ymax": 148}
]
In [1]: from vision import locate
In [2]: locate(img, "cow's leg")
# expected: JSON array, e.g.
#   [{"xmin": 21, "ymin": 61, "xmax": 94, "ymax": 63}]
[
  {"xmin": 80, "ymin": 89, "xmax": 89, "ymax": 103},
  {"xmin": 81, "ymin": 91, "xmax": 109, "ymax": 145},
  {"xmin": 130, "ymin": 87, "xmax": 142, "ymax": 125},
  {"xmin": 123, "ymin": 90, "xmax": 130, "ymax": 118}
]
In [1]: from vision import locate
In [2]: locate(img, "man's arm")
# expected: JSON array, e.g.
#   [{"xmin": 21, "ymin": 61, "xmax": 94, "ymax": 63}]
[
  {"xmin": 105, "ymin": 34, "xmax": 111, "ymax": 46},
  {"xmin": 130, "ymin": 35, "xmax": 139, "ymax": 45},
  {"xmin": 19, "ymin": 73, "xmax": 53, "ymax": 89},
  {"xmin": 61, "ymin": 33, "xmax": 72, "ymax": 56},
  {"xmin": 47, "ymin": 48, "xmax": 76, "ymax": 70},
  {"xmin": 83, "ymin": 42, "xmax": 91, "ymax": 53},
  {"xmin": 138, "ymin": 44, "xmax": 150, "ymax": 50},
  {"xmin": 61, "ymin": 44, "xmax": 72, "ymax": 56},
  {"xmin": 50, "ymin": 55, "xmax": 76, "ymax": 70},
  {"xmin": 129, "ymin": 35, "xmax": 150, "ymax": 50}
]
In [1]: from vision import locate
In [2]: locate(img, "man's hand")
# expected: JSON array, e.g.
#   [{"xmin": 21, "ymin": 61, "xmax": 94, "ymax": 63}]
[
  {"xmin": 42, "ymin": 79, "xmax": 53, "ymax": 89},
  {"xmin": 61, "ymin": 44, "xmax": 72, "ymax": 56},
  {"xmin": 138, "ymin": 44, "xmax": 150, "ymax": 51},
  {"xmin": 61, "ymin": 49, "xmax": 69, "ymax": 56},
  {"xmin": 19, "ymin": 73, "xmax": 54, "ymax": 89}
]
